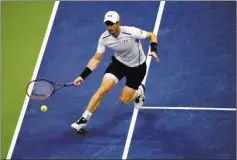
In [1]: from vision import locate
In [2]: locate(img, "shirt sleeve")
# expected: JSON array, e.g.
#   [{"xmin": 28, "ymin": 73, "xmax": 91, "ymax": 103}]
[
  {"xmin": 96, "ymin": 35, "xmax": 106, "ymax": 54},
  {"xmin": 130, "ymin": 27, "xmax": 148, "ymax": 40}
]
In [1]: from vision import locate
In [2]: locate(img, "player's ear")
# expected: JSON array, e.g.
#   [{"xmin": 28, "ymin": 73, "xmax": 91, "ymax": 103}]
[{"xmin": 116, "ymin": 21, "xmax": 120, "ymax": 26}]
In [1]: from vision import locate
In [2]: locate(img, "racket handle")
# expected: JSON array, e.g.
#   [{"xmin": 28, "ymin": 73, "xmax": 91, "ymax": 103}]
[{"xmin": 65, "ymin": 82, "xmax": 75, "ymax": 86}]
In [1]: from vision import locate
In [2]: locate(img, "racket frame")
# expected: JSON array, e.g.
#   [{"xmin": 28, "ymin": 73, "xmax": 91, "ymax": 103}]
[{"xmin": 26, "ymin": 79, "xmax": 73, "ymax": 100}]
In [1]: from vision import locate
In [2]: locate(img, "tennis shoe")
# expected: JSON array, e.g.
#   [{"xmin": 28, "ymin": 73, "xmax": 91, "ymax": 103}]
[
  {"xmin": 71, "ymin": 117, "xmax": 88, "ymax": 132},
  {"xmin": 134, "ymin": 84, "xmax": 145, "ymax": 109}
]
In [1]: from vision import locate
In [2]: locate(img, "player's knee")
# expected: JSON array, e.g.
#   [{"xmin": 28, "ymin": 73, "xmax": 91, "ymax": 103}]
[
  {"xmin": 97, "ymin": 86, "xmax": 110, "ymax": 97},
  {"xmin": 119, "ymin": 96, "xmax": 131, "ymax": 105}
]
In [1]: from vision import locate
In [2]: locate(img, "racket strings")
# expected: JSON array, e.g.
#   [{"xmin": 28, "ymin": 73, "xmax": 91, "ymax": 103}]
[{"xmin": 28, "ymin": 81, "xmax": 55, "ymax": 99}]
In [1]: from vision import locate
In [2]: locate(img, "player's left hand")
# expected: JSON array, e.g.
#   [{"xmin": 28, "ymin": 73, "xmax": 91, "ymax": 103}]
[{"xmin": 149, "ymin": 51, "xmax": 160, "ymax": 62}]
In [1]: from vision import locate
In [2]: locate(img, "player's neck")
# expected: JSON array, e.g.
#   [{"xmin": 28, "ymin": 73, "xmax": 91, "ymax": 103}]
[{"xmin": 113, "ymin": 26, "xmax": 121, "ymax": 38}]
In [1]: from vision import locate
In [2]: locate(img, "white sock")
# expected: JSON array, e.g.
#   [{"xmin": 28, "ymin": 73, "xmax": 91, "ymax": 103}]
[{"xmin": 82, "ymin": 110, "xmax": 93, "ymax": 120}]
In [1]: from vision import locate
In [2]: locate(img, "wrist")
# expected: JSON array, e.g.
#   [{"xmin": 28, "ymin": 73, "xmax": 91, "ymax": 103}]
[
  {"xmin": 80, "ymin": 67, "xmax": 92, "ymax": 80},
  {"xmin": 150, "ymin": 42, "xmax": 157, "ymax": 53}
]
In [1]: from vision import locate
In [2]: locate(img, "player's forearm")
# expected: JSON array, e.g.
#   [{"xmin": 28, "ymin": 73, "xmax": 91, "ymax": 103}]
[
  {"xmin": 149, "ymin": 33, "xmax": 157, "ymax": 43},
  {"xmin": 79, "ymin": 58, "xmax": 99, "ymax": 80},
  {"xmin": 147, "ymin": 32, "xmax": 158, "ymax": 53},
  {"xmin": 87, "ymin": 58, "xmax": 101, "ymax": 71},
  {"xmin": 79, "ymin": 52, "xmax": 103, "ymax": 80}
]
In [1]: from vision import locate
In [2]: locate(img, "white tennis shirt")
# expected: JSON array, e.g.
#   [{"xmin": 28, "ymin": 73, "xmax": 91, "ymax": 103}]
[{"xmin": 97, "ymin": 26, "xmax": 148, "ymax": 67}]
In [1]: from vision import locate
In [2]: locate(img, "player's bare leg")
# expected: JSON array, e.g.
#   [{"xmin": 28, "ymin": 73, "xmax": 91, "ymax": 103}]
[
  {"xmin": 86, "ymin": 76, "xmax": 116, "ymax": 113},
  {"xmin": 71, "ymin": 74, "xmax": 116, "ymax": 132},
  {"xmin": 120, "ymin": 84, "xmax": 145, "ymax": 109}
]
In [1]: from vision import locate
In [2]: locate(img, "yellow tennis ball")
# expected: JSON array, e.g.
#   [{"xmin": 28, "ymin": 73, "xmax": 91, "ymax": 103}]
[{"xmin": 41, "ymin": 105, "xmax": 47, "ymax": 112}]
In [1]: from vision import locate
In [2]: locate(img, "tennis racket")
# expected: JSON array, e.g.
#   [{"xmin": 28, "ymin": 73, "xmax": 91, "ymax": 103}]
[{"xmin": 26, "ymin": 79, "xmax": 75, "ymax": 100}]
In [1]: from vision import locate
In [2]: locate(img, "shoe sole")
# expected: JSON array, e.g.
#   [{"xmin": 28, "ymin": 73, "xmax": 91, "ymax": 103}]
[{"xmin": 71, "ymin": 123, "xmax": 86, "ymax": 132}]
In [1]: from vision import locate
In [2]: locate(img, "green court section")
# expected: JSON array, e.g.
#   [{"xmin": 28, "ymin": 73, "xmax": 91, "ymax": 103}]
[{"xmin": 2, "ymin": 2, "xmax": 54, "ymax": 158}]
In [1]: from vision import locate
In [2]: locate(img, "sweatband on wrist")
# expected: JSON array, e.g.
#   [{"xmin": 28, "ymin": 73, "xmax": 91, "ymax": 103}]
[
  {"xmin": 150, "ymin": 42, "xmax": 157, "ymax": 53},
  {"xmin": 80, "ymin": 67, "xmax": 92, "ymax": 80}
]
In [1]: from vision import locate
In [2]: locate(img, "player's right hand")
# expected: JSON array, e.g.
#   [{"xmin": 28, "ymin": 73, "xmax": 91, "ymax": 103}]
[{"xmin": 74, "ymin": 76, "xmax": 84, "ymax": 87}]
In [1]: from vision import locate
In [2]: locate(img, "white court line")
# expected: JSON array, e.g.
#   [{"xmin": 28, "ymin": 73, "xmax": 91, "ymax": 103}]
[
  {"xmin": 122, "ymin": 1, "xmax": 166, "ymax": 160},
  {"xmin": 6, "ymin": 1, "xmax": 60, "ymax": 159},
  {"xmin": 141, "ymin": 106, "xmax": 236, "ymax": 111}
]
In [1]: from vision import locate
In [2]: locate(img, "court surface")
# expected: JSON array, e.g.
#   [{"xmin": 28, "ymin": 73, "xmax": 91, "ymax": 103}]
[{"xmin": 8, "ymin": 1, "xmax": 236, "ymax": 159}]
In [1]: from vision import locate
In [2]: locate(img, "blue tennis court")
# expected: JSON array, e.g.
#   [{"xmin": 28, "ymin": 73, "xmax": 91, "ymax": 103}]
[{"xmin": 10, "ymin": 1, "xmax": 236, "ymax": 159}]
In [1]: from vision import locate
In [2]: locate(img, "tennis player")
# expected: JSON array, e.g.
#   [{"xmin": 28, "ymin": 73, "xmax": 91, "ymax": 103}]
[{"xmin": 71, "ymin": 11, "xmax": 159, "ymax": 132}]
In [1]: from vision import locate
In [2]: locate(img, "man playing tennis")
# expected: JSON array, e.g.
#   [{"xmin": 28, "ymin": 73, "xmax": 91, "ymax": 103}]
[{"xmin": 71, "ymin": 11, "xmax": 159, "ymax": 132}]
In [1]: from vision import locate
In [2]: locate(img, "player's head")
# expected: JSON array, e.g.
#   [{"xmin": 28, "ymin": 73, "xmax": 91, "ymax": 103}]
[{"xmin": 103, "ymin": 11, "xmax": 120, "ymax": 36}]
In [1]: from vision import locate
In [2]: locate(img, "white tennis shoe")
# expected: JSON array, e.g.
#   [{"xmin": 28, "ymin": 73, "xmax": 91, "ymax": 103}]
[
  {"xmin": 134, "ymin": 84, "xmax": 145, "ymax": 109},
  {"xmin": 71, "ymin": 117, "xmax": 88, "ymax": 132}
]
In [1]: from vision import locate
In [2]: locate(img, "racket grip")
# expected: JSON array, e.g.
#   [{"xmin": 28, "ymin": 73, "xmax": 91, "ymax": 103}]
[{"xmin": 65, "ymin": 82, "xmax": 75, "ymax": 86}]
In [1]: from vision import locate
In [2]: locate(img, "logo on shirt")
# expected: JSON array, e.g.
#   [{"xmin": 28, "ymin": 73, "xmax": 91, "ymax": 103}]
[{"xmin": 123, "ymin": 40, "xmax": 129, "ymax": 43}]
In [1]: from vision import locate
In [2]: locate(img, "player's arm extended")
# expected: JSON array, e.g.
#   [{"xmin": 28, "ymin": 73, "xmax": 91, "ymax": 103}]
[
  {"xmin": 87, "ymin": 52, "xmax": 103, "ymax": 71},
  {"xmin": 80, "ymin": 52, "xmax": 103, "ymax": 80},
  {"xmin": 73, "ymin": 52, "xmax": 103, "ymax": 86}
]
